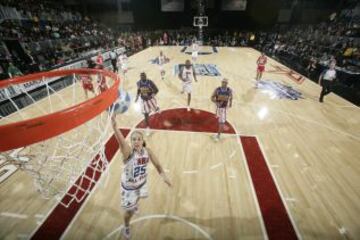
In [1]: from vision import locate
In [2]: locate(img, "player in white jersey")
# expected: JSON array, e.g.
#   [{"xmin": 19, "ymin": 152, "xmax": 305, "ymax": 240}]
[
  {"xmin": 111, "ymin": 116, "xmax": 171, "ymax": 240},
  {"xmin": 191, "ymin": 40, "xmax": 199, "ymax": 62},
  {"xmin": 179, "ymin": 59, "xmax": 197, "ymax": 111},
  {"xmin": 158, "ymin": 50, "xmax": 167, "ymax": 80},
  {"xmin": 119, "ymin": 53, "xmax": 128, "ymax": 74}
]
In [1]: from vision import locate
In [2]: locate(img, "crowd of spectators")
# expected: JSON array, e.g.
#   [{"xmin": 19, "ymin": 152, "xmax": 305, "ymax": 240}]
[
  {"xmin": 0, "ymin": 0, "xmax": 116, "ymax": 75},
  {"xmin": 0, "ymin": 0, "xmax": 359, "ymax": 103}
]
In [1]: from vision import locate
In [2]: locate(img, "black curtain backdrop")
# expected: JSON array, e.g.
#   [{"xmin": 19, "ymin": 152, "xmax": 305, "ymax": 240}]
[{"xmin": 131, "ymin": 0, "xmax": 280, "ymax": 30}]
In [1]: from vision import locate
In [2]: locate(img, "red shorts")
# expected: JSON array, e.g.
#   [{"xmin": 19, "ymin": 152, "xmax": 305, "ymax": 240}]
[
  {"xmin": 82, "ymin": 82, "xmax": 94, "ymax": 91},
  {"xmin": 257, "ymin": 65, "xmax": 265, "ymax": 72}
]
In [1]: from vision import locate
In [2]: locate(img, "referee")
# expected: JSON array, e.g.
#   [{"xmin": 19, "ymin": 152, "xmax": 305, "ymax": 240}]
[
  {"xmin": 319, "ymin": 62, "xmax": 337, "ymax": 103},
  {"xmin": 109, "ymin": 49, "xmax": 118, "ymax": 73}
]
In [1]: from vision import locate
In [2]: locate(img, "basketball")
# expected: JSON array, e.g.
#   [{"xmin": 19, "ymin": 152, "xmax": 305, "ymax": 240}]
[{"xmin": 111, "ymin": 89, "xmax": 131, "ymax": 114}]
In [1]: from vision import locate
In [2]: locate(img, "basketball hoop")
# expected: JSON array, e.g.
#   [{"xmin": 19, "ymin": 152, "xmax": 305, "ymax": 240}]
[
  {"xmin": 193, "ymin": 16, "xmax": 208, "ymax": 27},
  {"xmin": 0, "ymin": 69, "xmax": 120, "ymax": 207}
]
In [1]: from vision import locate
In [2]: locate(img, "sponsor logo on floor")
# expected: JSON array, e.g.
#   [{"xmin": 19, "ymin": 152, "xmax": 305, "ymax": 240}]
[
  {"xmin": 174, "ymin": 64, "xmax": 221, "ymax": 76},
  {"xmin": 257, "ymin": 80, "xmax": 303, "ymax": 100}
]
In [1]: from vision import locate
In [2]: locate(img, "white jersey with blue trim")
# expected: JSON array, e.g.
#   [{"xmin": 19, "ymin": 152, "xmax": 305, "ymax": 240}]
[
  {"xmin": 158, "ymin": 55, "xmax": 165, "ymax": 65},
  {"xmin": 181, "ymin": 66, "xmax": 194, "ymax": 83},
  {"xmin": 121, "ymin": 148, "xmax": 150, "ymax": 190}
]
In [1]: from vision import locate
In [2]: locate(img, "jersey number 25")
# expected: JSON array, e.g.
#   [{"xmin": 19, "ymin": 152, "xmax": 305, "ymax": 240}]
[{"xmin": 134, "ymin": 166, "xmax": 146, "ymax": 178}]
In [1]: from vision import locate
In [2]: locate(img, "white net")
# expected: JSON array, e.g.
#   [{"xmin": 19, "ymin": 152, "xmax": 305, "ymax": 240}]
[{"xmin": 0, "ymin": 70, "xmax": 118, "ymax": 207}]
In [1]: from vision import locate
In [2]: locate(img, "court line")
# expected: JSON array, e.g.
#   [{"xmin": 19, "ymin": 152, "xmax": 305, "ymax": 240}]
[
  {"xmin": 236, "ymin": 131, "xmax": 269, "ymax": 240},
  {"xmin": 0, "ymin": 212, "xmax": 28, "ymax": 219},
  {"xmin": 17, "ymin": 234, "xmax": 28, "ymax": 239},
  {"xmin": 229, "ymin": 150, "xmax": 236, "ymax": 159},
  {"xmin": 210, "ymin": 162, "xmax": 223, "ymax": 170},
  {"xmin": 270, "ymin": 165, "xmax": 280, "ymax": 168},
  {"xmin": 183, "ymin": 170, "xmax": 198, "ymax": 174},
  {"xmin": 104, "ymin": 214, "xmax": 213, "ymax": 240},
  {"xmin": 256, "ymin": 138, "xmax": 302, "ymax": 240}
]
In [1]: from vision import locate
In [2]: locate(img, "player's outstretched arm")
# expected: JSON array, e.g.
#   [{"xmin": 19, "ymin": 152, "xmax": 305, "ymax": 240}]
[
  {"xmin": 111, "ymin": 115, "xmax": 132, "ymax": 162},
  {"xmin": 148, "ymin": 148, "xmax": 172, "ymax": 187},
  {"xmin": 229, "ymin": 91, "xmax": 233, "ymax": 108}
]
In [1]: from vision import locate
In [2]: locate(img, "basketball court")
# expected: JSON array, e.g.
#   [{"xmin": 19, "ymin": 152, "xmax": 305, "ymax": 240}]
[{"xmin": 0, "ymin": 46, "xmax": 359, "ymax": 240}]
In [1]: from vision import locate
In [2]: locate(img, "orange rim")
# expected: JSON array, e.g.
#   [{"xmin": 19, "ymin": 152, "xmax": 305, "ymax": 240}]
[{"xmin": 0, "ymin": 69, "xmax": 120, "ymax": 151}]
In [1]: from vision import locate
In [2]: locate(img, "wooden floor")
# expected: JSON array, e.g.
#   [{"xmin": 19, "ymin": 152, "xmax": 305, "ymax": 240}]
[{"xmin": 0, "ymin": 46, "xmax": 359, "ymax": 240}]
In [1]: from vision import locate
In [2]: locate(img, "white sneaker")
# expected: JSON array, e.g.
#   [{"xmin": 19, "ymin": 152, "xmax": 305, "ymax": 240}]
[
  {"xmin": 145, "ymin": 127, "xmax": 150, "ymax": 136},
  {"xmin": 187, "ymin": 107, "xmax": 190, "ymax": 112},
  {"xmin": 213, "ymin": 134, "xmax": 220, "ymax": 142},
  {"xmin": 122, "ymin": 226, "xmax": 131, "ymax": 240}
]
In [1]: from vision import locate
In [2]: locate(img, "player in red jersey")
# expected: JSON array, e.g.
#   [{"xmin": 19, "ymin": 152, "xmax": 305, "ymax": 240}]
[
  {"xmin": 256, "ymin": 52, "xmax": 267, "ymax": 80},
  {"xmin": 80, "ymin": 74, "xmax": 95, "ymax": 99}
]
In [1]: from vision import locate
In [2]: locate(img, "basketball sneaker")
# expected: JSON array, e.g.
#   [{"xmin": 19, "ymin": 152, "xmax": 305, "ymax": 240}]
[
  {"xmin": 187, "ymin": 106, "xmax": 190, "ymax": 112},
  {"xmin": 145, "ymin": 127, "xmax": 150, "ymax": 136},
  {"xmin": 122, "ymin": 226, "xmax": 131, "ymax": 240},
  {"xmin": 213, "ymin": 134, "xmax": 220, "ymax": 142}
]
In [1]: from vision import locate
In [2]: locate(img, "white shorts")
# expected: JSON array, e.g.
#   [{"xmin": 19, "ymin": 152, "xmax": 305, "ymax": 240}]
[
  {"xmin": 182, "ymin": 81, "xmax": 192, "ymax": 94},
  {"xmin": 141, "ymin": 97, "xmax": 159, "ymax": 114},
  {"xmin": 159, "ymin": 64, "xmax": 165, "ymax": 72},
  {"xmin": 121, "ymin": 182, "xmax": 148, "ymax": 211},
  {"xmin": 216, "ymin": 107, "xmax": 227, "ymax": 123},
  {"xmin": 192, "ymin": 51, "xmax": 198, "ymax": 59}
]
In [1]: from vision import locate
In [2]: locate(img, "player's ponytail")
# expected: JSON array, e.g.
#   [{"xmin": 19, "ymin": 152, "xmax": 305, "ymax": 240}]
[{"xmin": 143, "ymin": 141, "xmax": 146, "ymax": 147}]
